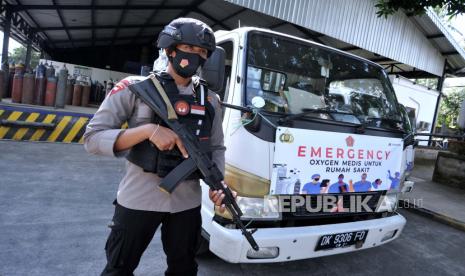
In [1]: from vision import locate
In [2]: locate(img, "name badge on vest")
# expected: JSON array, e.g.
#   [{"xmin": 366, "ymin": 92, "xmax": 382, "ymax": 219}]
[
  {"xmin": 191, "ymin": 105, "xmax": 206, "ymax": 116},
  {"xmin": 174, "ymin": 100, "xmax": 190, "ymax": 116}
]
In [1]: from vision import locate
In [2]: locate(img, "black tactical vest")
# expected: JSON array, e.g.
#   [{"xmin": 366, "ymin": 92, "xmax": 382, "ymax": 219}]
[{"xmin": 126, "ymin": 72, "xmax": 215, "ymax": 180}]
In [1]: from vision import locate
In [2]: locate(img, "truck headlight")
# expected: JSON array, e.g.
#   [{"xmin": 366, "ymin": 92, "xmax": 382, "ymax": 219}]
[
  {"xmin": 215, "ymin": 196, "xmax": 280, "ymax": 220},
  {"xmin": 376, "ymin": 192, "xmax": 399, "ymax": 212},
  {"xmin": 224, "ymin": 164, "xmax": 270, "ymax": 197},
  {"xmin": 215, "ymin": 164, "xmax": 276, "ymax": 220},
  {"xmin": 236, "ymin": 196, "xmax": 281, "ymax": 220}
]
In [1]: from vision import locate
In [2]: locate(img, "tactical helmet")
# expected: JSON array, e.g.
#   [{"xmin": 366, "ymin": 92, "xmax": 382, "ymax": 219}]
[{"xmin": 157, "ymin": 18, "xmax": 216, "ymax": 57}]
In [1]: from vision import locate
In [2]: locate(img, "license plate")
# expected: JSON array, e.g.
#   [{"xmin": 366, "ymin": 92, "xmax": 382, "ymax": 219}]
[{"xmin": 315, "ymin": 230, "xmax": 368, "ymax": 251}]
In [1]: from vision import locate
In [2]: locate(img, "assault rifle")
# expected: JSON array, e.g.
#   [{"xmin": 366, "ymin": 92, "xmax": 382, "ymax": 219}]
[{"xmin": 128, "ymin": 75, "xmax": 259, "ymax": 251}]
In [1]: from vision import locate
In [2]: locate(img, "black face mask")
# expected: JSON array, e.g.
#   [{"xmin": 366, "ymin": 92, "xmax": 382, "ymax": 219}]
[{"xmin": 169, "ymin": 48, "xmax": 206, "ymax": 78}]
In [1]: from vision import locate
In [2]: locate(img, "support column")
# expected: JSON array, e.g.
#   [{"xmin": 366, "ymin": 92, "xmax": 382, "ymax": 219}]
[
  {"xmin": 1, "ymin": 7, "xmax": 12, "ymax": 101},
  {"xmin": 429, "ymin": 60, "xmax": 447, "ymax": 145},
  {"xmin": 25, "ymin": 38, "xmax": 33, "ymax": 70}
]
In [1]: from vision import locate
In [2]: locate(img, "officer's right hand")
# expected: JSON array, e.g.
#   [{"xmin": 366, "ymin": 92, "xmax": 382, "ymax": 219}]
[{"xmin": 146, "ymin": 123, "xmax": 189, "ymax": 158}]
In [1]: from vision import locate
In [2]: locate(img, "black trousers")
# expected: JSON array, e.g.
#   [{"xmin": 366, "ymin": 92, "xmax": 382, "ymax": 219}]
[{"xmin": 101, "ymin": 202, "xmax": 201, "ymax": 276}]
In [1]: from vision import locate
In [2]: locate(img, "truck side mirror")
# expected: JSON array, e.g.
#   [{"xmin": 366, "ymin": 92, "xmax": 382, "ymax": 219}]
[
  {"xmin": 200, "ymin": 46, "xmax": 225, "ymax": 94},
  {"xmin": 251, "ymin": 96, "xmax": 265, "ymax": 109}
]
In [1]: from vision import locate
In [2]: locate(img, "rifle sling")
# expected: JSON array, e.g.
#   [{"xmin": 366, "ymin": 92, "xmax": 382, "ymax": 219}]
[{"xmin": 149, "ymin": 74, "xmax": 178, "ymax": 120}]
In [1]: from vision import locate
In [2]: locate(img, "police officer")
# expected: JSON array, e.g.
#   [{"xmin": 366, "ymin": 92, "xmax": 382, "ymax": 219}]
[{"xmin": 84, "ymin": 18, "xmax": 231, "ymax": 276}]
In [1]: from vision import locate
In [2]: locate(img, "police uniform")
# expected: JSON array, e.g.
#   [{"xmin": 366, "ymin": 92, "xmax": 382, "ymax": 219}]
[
  {"xmin": 84, "ymin": 71, "xmax": 225, "ymax": 275},
  {"xmin": 85, "ymin": 17, "xmax": 224, "ymax": 276},
  {"xmin": 84, "ymin": 73, "xmax": 225, "ymax": 211}
]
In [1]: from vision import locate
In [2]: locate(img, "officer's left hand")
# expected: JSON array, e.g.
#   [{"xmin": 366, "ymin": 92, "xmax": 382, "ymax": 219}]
[{"xmin": 209, "ymin": 181, "xmax": 237, "ymax": 213}]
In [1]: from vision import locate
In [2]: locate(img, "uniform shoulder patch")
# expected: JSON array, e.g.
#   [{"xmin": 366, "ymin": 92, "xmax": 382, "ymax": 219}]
[{"xmin": 109, "ymin": 79, "xmax": 131, "ymax": 96}]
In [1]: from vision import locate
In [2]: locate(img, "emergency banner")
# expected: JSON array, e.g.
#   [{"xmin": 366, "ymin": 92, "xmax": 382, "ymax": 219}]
[{"xmin": 270, "ymin": 127, "xmax": 403, "ymax": 195}]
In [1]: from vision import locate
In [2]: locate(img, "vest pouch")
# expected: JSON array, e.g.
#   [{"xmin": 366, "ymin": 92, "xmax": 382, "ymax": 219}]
[
  {"xmin": 155, "ymin": 148, "xmax": 202, "ymax": 180},
  {"xmin": 126, "ymin": 140, "xmax": 159, "ymax": 173},
  {"xmin": 155, "ymin": 148, "xmax": 182, "ymax": 177},
  {"xmin": 126, "ymin": 72, "xmax": 215, "ymax": 179}
]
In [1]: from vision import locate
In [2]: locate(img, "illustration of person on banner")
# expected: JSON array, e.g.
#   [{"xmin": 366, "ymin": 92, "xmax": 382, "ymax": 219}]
[
  {"xmin": 372, "ymin": 178, "xmax": 383, "ymax": 190},
  {"xmin": 302, "ymin": 173, "xmax": 321, "ymax": 194},
  {"xmin": 353, "ymin": 173, "xmax": 372, "ymax": 192},
  {"xmin": 328, "ymin": 174, "xmax": 349, "ymax": 193},
  {"xmin": 387, "ymin": 170, "xmax": 401, "ymax": 190},
  {"xmin": 320, "ymin": 179, "xmax": 330, "ymax": 193}
]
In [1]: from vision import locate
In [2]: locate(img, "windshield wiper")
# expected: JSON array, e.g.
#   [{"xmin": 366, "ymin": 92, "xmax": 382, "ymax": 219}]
[
  {"xmin": 364, "ymin": 117, "xmax": 403, "ymax": 128},
  {"xmin": 361, "ymin": 117, "xmax": 405, "ymax": 132},
  {"xmin": 278, "ymin": 107, "xmax": 357, "ymax": 123},
  {"xmin": 365, "ymin": 116, "xmax": 403, "ymax": 124},
  {"xmin": 278, "ymin": 109, "xmax": 405, "ymax": 133}
]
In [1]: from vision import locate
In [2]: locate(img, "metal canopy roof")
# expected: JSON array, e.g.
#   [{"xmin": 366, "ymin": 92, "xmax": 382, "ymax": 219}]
[
  {"xmin": 1, "ymin": 0, "xmax": 464, "ymax": 77},
  {"xmin": 226, "ymin": 0, "xmax": 465, "ymax": 78},
  {"xmin": 411, "ymin": 9, "xmax": 465, "ymax": 76}
]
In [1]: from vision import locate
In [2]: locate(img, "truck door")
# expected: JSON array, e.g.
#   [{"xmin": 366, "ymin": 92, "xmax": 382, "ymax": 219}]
[{"xmin": 216, "ymin": 33, "xmax": 240, "ymax": 142}]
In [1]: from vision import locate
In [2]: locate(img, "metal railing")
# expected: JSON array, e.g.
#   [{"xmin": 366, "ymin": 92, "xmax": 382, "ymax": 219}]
[{"xmin": 415, "ymin": 133, "xmax": 465, "ymax": 149}]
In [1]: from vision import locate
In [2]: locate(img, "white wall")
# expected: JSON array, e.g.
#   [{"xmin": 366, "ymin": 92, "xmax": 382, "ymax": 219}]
[
  {"xmin": 39, "ymin": 59, "xmax": 131, "ymax": 84},
  {"xmin": 390, "ymin": 76, "xmax": 439, "ymax": 145}
]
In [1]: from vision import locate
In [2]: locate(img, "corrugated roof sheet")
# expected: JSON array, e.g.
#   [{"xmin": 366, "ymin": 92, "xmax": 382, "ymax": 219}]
[
  {"xmin": 226, "ymin": 0, "xmax": 465, "ymax": 76},
  {"xmin": 2, "ymin": 0, "xmax": 463, "ymax": 76}
]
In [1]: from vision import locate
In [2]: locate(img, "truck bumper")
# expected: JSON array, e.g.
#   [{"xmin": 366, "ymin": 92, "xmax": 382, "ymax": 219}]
[{"xmin": 207, "ymin": 213, "xmax": 406, "ymax": 263}]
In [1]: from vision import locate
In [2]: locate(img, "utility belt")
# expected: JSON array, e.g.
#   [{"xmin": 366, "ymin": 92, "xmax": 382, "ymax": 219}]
[{"xmin": 126, "ymin": 73, "xmax": 215, "ymax": 180}]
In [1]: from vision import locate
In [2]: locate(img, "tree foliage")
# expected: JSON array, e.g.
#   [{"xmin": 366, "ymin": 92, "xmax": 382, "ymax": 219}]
[
  {"xmin": 375, "ymin": 0, "xmax": 465, "ymax": 18},
  {"xmin": 438, "ymin": 88, "xmax": 465, "ymax": 127},
  {"xmin": 413, "ymin": 78, "xmax": 438, "ymax": 89},
  {"xmin": 8, "ymin": 46, "xmax": 40, "ymax": 70}
]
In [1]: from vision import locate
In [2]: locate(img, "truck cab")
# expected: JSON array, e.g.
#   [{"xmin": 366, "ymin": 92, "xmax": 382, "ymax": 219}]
[{"xmin": 199, "ymin": 27, "xmax": 415, "ymax": 263}]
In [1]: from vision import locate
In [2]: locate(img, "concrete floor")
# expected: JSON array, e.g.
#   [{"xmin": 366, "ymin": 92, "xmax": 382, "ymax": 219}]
[
  {"xmin": 402, "ymin": 164, "xmax": 465, "ymax": 225},
  {"xmin": 1, "ymin": 140, "xmax": 465, "ymax": 276}
]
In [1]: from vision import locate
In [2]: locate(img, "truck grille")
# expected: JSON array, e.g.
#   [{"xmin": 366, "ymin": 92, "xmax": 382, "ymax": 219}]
[{"xmin": 282, "ymin": 191, "xmax": 384, "ymax": 217}]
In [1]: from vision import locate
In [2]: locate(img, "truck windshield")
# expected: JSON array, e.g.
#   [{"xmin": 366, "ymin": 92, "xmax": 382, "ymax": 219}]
[{"xmin": 245, "ymin": 32, "xmax": 401, "ymax": 128}]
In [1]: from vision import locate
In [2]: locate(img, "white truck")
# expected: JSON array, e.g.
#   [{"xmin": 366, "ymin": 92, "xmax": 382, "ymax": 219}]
[{"xmin": 198, "ymin": 27, "xmax": 415, "ymax": 263}]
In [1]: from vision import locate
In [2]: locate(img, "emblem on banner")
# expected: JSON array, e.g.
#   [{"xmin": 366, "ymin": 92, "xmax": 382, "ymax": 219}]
[{"xmin": 346, "ymin": 136, "xmax": 355, "ymax": 147}]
